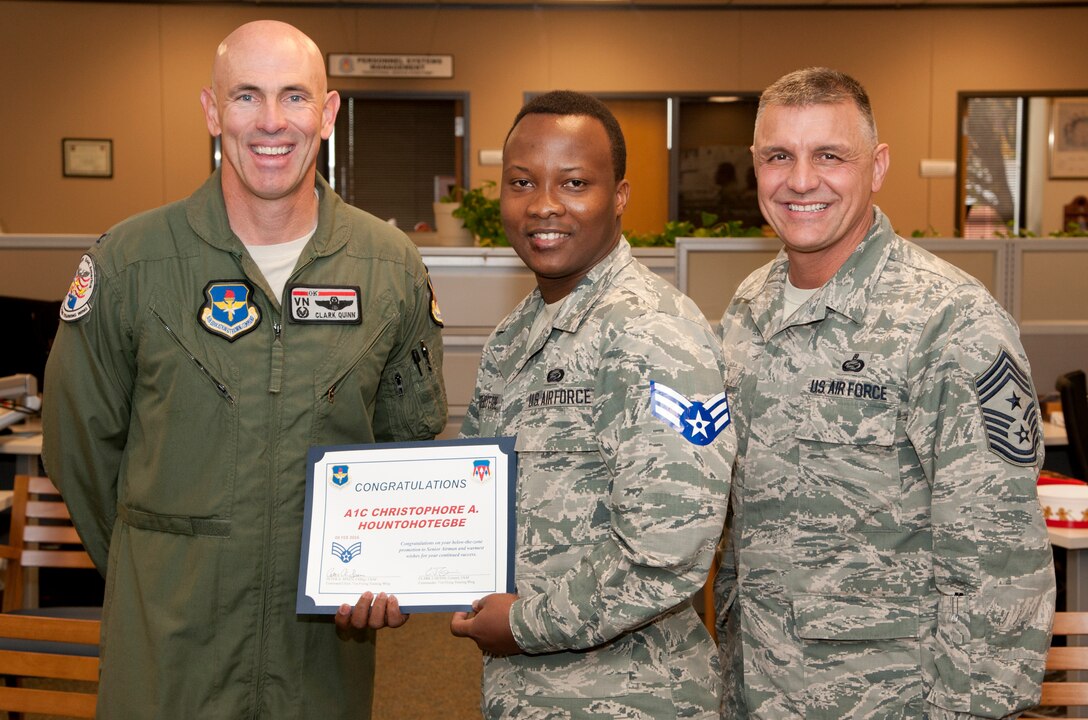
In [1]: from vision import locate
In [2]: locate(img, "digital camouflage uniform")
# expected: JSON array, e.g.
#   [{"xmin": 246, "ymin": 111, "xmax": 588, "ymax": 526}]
[
  {"xmin": 42, "ymin": 170, "xmax": 447, "ymax": 719},
  {"xmin": 715, "ymin": 207, "xmax": 1055, "ymax": 719},
  {"xmin": 462, "ymin": 238, "xmax": 734, "ymax": 719}
]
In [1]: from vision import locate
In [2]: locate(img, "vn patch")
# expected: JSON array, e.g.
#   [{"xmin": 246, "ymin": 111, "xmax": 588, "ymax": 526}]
[
  {"xmin": 650, "ymin": 381, "xmax": 731, "ymax": 446},
  {"xmin": 60, "ymin": 254, "xmax": 96, "ymax": 322},
  {"xmin": 198, "ymin": 281, "xmax": 260, "ymax": 342},
  {"xmin": 331, "ymin": 541, "xmax": 362, "ymax": 564},
  {"xmin": 287, "ymin": 285, "xmax": 361, "ymax": 324},
  {"xmin": 975, "ymin": 348, "xmax": 1039, "ymax": 466}
]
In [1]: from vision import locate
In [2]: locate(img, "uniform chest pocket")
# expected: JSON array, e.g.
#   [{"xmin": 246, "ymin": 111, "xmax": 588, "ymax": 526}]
[
  {"xmin": 512, "ymin": 407, "xmax": 609, "ymax": 558},
  {"xmin": 795, "ymin": 392, "xmax": 901, "ymax": 533}
]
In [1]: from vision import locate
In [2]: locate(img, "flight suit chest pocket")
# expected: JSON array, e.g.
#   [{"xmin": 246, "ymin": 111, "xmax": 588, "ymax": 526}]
[{"xmin": 795, "ymin": 388, "xmax": 901, "ymax": 532}]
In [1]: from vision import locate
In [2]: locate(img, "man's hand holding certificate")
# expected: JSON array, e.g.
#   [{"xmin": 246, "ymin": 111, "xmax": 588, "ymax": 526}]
[{"xmin": 297, "ymin": 437, "xmax": 516, "ymax": 614}]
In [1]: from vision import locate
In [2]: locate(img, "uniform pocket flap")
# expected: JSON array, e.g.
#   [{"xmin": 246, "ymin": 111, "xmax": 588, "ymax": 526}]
[
  {"xmin": 794, "ymin": 594, "xmax": 919, "ymax": 641},
  {"xmin": 514, "ymin": 409, "xmax": 598, "ymax": 453},
  {"xmin": 796, "ymin": 390, "xmax": 898, "ymax": 447}
]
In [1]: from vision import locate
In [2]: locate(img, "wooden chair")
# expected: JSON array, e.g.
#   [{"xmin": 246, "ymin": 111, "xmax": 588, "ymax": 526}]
[
  {"xmin": 0, "ymin": 474, "xmax": 101, "ymax": 717},
  {"xmin": 0, "ymin": 474, "xmax": 96, "ymax": 612},
  {"xmin": 1029, "ymin": 611, "xmax": 1088, "ymax": 718},
  {"xmin": 0, "ymin": 613, "xmax": 99, "ymax": 717}
]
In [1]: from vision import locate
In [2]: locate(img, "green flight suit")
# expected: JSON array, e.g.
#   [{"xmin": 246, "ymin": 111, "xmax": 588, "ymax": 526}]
[{"xmin": 42, "ymin": 170, "xmax": 447, "ymax": 719}]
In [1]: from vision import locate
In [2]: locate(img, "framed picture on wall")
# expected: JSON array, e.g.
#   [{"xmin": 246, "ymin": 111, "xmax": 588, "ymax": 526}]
[
  {"xmin": 62, "ymin": 138, "xmax": 113, "ymax": 179},
  {"xmin": 1049, "ymin": 98, "xmax": 1088, "ymax": 179}
]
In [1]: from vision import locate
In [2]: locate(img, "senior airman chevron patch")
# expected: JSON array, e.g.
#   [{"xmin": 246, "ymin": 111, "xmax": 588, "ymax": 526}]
[{"xmin": 649, "ymin": 380, "xmax": 730, "ymax": 446}]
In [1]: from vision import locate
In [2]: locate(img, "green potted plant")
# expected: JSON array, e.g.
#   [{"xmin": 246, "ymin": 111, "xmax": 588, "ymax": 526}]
[
  {"xmin": 625, "ymin": 212, "xmax": 766, "ymax": 246},
  {"xmin": 453, "ymin": 181, "xmax": 508, "ymax": 246},
  {"xmin": 432, "ymin": 186, "xmax": 474, "ymax": 246}
]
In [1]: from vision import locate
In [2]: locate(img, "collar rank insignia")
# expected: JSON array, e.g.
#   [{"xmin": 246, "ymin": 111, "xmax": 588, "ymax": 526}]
[
  {"xmin": 650, "ymin": 380, "xmax": 731, "ymax": 446},
  {"xmin": 331, "ymin": 465, "xmax": 350, "ymax": 487},
  {"xmin": 331, "ymin": 541, "xmax": 362, "ymax": 564},
  {"xmin": 198, "ymin": 281, "xmax": 260, "ymax": 342},
  {"xmin": 60, "ymin": 254, "xmax": 96, "ymax": 322},
  {"xmin": 975, "ymin": 347, "xmax": 1039, "ymax": 466}
]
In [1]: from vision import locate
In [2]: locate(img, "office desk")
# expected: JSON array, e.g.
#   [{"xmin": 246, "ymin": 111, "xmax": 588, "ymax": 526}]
[
  {"xmin": 0, "ymin": 429, "xmax": 42, "ymax": 477},
  {"xmin": 1051, "ymin": 527, "xmax": 1088, "ymax": 608},
  {"xmin": 0, "ymin": 428, "xmax": 42, "ymax": 607},
  {"xmin": 1044, "ymin": 418, "xmax": 1068, "ymax": 447}
]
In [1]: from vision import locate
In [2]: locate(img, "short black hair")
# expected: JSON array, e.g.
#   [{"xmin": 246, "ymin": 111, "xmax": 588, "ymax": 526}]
[{"xmin": 505, "ymin": 90, "xmax": 626, "ymax": 182}]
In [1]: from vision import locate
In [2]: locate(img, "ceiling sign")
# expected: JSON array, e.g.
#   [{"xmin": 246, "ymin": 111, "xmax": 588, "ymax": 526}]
[{"xmin": 329, "ymin": 54, "xmax": 453, "ymax": 79}]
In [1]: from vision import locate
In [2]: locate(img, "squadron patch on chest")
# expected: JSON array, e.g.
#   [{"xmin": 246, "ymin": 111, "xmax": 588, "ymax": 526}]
[
  {"xmin": 287, "ymin": 285, "xmax": 361, "ymax": 324},
  {"xmin": 649, "ymin": 380, "xmax": 731, "ymax": 446},
  {"xmin": 975, "ymin": 347, "xmax": 1039, "ymax": 466},
  {"xmin": 198, "ymin": 280, "xmax": 260, "ymax": 342}
]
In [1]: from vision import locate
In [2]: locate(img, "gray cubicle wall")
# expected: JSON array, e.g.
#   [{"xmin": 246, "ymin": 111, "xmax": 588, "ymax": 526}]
[
  {"xmin": 1012, "ymin": 239, "xmax": 1088, "ymax": 398},
  {"xmin": 0, "ymin": 235, "xmax": 97, "ymax": 301},
  {"xmin": 675, "ymin": 236, "xmax": 1088, "ymax": 396}
]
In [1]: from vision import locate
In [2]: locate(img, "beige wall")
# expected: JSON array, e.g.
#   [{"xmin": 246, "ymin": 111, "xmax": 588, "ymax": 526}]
[{"xmin": 3, "ymin": 1, "xmax": 1088, "ymax": 242}]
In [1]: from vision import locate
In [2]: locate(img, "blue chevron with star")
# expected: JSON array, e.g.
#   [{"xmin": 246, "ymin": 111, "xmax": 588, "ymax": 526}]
[{"xmin": 649, "ymin": 380, "xmax": 731, "ymax": 446}]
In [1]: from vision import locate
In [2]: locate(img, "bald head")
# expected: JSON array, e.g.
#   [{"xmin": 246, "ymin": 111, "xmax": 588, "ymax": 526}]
[
  {"xmin": 200, "ymin": 20, "xmax": 340, "ymax": 230},
  {"xmin": 212, "ymin": 21, "xmax": 327, "ymax": 97}
]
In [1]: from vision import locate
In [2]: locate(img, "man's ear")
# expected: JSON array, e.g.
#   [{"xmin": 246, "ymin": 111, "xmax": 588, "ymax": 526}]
[
  {"xmin": 200, "ymin": 88, "xmax": 222, "ymax": 137},
  {"xmin": 615, "ymin": 178, "xmax": 631, "ymax": 219},
  {"xmin": 321, "ymin": 91, "xmax": 341, "ymax": 141},
  {"xmin": 871, "ymin": 143, "xmax": 890, "ymax": 193}
]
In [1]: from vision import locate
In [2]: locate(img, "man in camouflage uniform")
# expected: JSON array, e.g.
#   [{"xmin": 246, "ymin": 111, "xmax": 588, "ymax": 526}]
[
  {"xmin": 715, "ymin": 67, "xmax": 1055, "ymax": 719},
  {"xmin": 451, "ymin": 91, "xmax": 734, "ymax": 718}
]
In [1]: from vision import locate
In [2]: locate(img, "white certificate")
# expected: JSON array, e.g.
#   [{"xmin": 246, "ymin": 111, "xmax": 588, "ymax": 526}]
[{"xmin": 297, "ymin": 437, "xmax": 516, "ymax": 614}]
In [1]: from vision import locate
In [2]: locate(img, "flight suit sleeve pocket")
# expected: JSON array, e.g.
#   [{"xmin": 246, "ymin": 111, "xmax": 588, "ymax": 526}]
[
  {"xmin": 374, "ymin": 352, "xmax": 446, "ymax": 441},
  {"xmin": 794, "ymin": 594, "xmax": 920, "ymax": 641}
]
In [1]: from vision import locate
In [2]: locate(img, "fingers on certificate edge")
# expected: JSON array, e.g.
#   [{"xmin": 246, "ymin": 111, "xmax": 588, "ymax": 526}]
[{"xmin": 335, "ymin": 592, "xmax": 410, "ymax": 634}]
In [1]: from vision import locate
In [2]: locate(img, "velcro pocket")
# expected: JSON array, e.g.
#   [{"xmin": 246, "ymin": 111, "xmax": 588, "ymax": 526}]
[{"xmin": 794, "ymin": 594, "xmax": 920, "ymax": 641}]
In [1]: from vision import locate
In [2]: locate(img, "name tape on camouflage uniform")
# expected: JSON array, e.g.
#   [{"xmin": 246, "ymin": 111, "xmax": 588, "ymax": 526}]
[
  {"xmin": 649, "ymin": 380, "xmax": 730, "ymax": 446},
  {"xmin": 287, "ymin": 285, "xmax": 362, "ymax": 324}
]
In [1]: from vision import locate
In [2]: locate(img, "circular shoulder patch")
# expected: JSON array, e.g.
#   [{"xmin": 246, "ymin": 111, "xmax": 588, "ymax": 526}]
[{"xmin": 60, "ymin": 254, "xmax": 96, "ymax": 322}]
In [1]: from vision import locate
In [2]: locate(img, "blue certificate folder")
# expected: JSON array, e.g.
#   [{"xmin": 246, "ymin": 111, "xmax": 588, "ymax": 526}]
[{"xmin": 297, "ymin": 436, "xmax": 517, "ymax": 614}]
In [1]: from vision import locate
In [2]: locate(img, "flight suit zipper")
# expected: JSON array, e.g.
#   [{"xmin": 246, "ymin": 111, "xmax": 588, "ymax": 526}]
[
  {"xmin": 152, "ymin": 311, "xmax": 235, "ymax": 403},
  {"xmin": 325, "ymin": 316, "xmax": 395, "ymax": 403}
]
